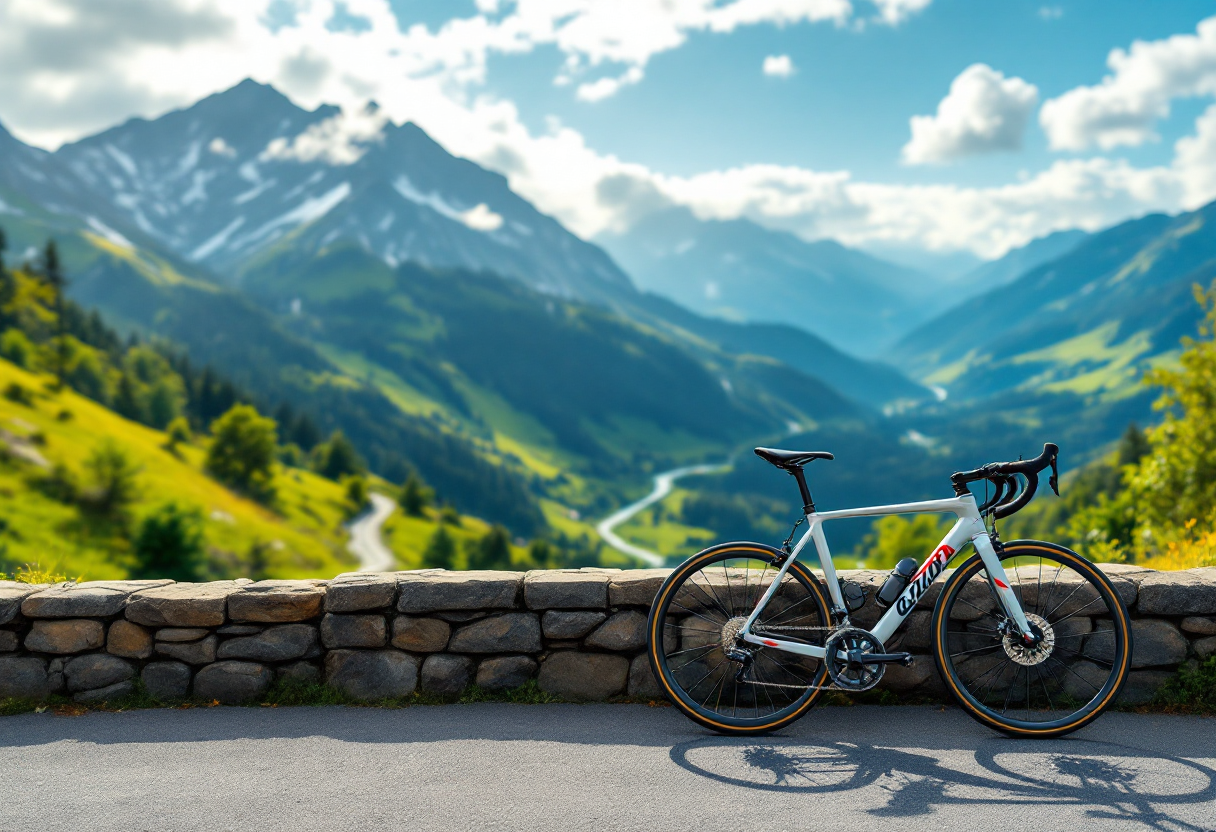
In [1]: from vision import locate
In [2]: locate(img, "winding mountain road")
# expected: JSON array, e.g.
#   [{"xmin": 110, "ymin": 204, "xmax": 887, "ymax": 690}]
[
  {"xmin": 596, "ymin": 461, "xmax": 729, "ymax": 567},
  {"xmin": 346, "ymin": 492, "xmax": 397, "ymax": 572}
]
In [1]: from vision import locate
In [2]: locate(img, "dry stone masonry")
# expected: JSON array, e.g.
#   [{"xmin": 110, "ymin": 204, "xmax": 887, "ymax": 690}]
[{"xmin": 1, "ymin": 565, "xmax": 1214, "ymax": 707}]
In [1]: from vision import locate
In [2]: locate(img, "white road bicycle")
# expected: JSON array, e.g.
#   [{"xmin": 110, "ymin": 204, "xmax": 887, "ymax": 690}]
[{"xmin": 647, "ymin": 443, "xmax": 1133, "ymax": 738}]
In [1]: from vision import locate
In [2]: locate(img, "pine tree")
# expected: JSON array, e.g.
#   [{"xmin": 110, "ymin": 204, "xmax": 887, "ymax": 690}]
[
  {"xmin": 399, "ymin": 472, "xmax": 432, "ymax": 517},
  {"xmin": 467, "ymin": 525, "xmax": 512, "ymax": 570},
  {"xmin": 421, "ymin": 525, "xmax": 456, "ymax": 569},
  {"xmin": 44, "ymin": 240, "xmax": 67, "ymax": 389}
]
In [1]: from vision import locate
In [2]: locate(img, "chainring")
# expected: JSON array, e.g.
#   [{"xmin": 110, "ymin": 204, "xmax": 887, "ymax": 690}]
[{"xmin": 824, "ymin": 627, "xmax": 886, "ymax": 692}]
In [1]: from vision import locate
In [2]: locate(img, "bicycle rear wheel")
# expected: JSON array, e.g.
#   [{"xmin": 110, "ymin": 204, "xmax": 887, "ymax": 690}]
[
  {"xmin": 647, "ymin": 542, "xmax": 831, "ymax": 735},
  {"xmin": 932, "ymin": 540, "xmax": 1132, "ymax": 738}
]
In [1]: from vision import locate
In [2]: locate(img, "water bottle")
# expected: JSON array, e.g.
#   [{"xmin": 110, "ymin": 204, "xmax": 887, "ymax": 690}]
[{"xmin": 875, "ymin": 558, "xmax": 919, "ymax": 608}]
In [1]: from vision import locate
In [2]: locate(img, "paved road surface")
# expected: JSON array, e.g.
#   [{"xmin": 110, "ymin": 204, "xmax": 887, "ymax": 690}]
[
  {"xmin": 346, "ymin": 492, "xmax": 397, "ymax": 572},
  {"xmin": 597, "ymin": 462, "xmax": 729, "ymax": 566},
  {"xmin": 3, "ymin": 704, "xmax": 1214, "ymax": 831}
]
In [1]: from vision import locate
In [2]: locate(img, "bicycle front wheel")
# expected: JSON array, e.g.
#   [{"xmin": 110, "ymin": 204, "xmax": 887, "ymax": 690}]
[
  {"xmin": 647, "ymin": 542, "xmax": 831, "ymax": 735},
  {"xmin": 932, "ymin": 540, "xmax": 1132, "ymax": 738}
]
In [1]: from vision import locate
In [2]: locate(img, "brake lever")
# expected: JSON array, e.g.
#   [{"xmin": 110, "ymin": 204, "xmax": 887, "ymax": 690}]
[{"xmin": 1048, "ymin": 451, "xmax": 1060, "ymax": 496}]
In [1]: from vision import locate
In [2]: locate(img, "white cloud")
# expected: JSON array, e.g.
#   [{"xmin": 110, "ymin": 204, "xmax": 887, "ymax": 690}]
[
  {"xmin": 576, "ymin": 66, "xmax": 644, "ymax": 102},
  {"xmin": 869, "ymin": 0, "xmax": 932, "ymax": 26},
  {"xmin": 1040, "ymin": 16, "xmax": 1216, "ymax": 150},
  {"xmin": 262, "ymin": 103, "xmax": 389, "ymax": 164},
  {"xmin": 763, "ymin": 54, "xmax": 795, "ymax": 77},
  {"xmin": 902, "ymin": 63, "xmax": 1038, "ymax": 164},
  {"xmin": 7, "ymin": 0, "xmax": 1216, "ymax": 263}
]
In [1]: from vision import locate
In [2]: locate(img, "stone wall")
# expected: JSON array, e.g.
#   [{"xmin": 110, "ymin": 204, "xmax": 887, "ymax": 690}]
[{"xmin": 1, "ymin": 565, "xmax": 1214, "ymax": 707}]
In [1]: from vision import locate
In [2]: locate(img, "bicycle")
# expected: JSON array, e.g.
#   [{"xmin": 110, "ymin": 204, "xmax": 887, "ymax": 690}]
[{"xmin": 647, "ymin": 442, "xmax": 1133, "ymax": 738}]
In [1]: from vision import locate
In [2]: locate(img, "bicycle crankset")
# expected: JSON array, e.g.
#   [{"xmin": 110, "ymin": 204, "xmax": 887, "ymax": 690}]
[{"xmin": 824, "ymin": 627, "xmax": 913, "ymax": 692}]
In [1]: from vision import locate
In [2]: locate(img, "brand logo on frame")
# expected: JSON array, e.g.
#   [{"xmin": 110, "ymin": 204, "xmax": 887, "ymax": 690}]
[{"xmin": 895, "ymin": 544, "xmax": 956, "ymax": 616}]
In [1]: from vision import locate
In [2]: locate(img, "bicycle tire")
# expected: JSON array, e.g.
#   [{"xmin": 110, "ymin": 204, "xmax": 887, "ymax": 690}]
[
  {"xmin": 932, "ymin": 540, "xmax": 1132, "ymax": 738},
  {"xmin": 648, "ymin": 541, "xmax": 832, "ymax": 735}
]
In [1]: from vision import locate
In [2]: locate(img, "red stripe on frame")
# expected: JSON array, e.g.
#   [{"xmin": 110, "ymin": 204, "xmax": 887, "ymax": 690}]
[
  {"xmin": 994, "ymin": 579, "xmax": 1009, "ymax": 589},
  {"xmin": 763, "ymin": 640, "xmax": 778, "ymax": 647}
]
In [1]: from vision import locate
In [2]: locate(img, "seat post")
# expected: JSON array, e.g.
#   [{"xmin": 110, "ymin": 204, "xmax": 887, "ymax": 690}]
[{"xmin": 790, "ymin": 467, "xmax": 815, "ymax": 514}]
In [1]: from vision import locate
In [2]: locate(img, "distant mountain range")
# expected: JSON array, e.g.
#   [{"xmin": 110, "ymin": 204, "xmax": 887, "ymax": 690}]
[{"xmin": 598, "ymin": 206, "xmax": 940, "ymax": 356}]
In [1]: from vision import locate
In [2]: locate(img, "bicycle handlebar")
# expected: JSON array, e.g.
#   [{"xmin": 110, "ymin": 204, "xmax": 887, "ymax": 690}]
[{"xmin": 951, "ymin": 443, "xmax": 1060, "ymax": 519}]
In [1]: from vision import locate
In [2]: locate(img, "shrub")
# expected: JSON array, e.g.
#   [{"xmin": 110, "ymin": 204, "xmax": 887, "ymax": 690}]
[
  {"xmin": 130, "ymin": 503, "xmax": 205, "ymax": 581},
  {"xmin": 205, "ymin": 404, "xmax": 277, "ymax": 501},
  {"xmin": 438, "ymin": 504, "xmax": 462, "ymax": 527},
  {"xmin": 399, "ymin": 473, "xmax": 433, "ymax": 517},
  {"xmin": 3, "ymin": 381, "xmax": 33, "ymax": 406},
  {"xmin": 311, "ymin": 430, "xmax": 364, "ymax": 481},
  {"xmin": 79, "ymin": 439, "xmax": 140, "ymax": 519},
  {"xmin": 164, "ymin": 416, "xmax": 191, "ymax": 453},
  {"xmin": 467, "ymin": 525, "xmax": 512, "ymax": 570},
  {"xmin": 342, "ymin": 475, "xmax": 369, "ymax": 518},
  {"xmin": 421, "ymin": 525, "xmax": 456, "ymax": 569},
  {"xmin": 0, "ymin": 328, "xmax": 34, "ymax": 369}
]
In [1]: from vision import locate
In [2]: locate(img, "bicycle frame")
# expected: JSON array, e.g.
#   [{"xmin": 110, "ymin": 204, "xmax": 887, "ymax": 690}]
[{"xmin": 737, "ymin": 492, "xmax": 1034, "ymax": 659}]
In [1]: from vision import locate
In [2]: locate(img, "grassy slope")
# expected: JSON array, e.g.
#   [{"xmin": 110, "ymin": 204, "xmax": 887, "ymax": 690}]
[{"xmin": 0, "ymin": 358, "xmax": 508, "ymax": 579}]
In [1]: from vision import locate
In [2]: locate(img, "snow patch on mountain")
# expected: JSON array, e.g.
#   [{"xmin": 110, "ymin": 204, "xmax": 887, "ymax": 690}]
[
  {"xmin": 392, "ymin": 175, "xmax": 502, "ymax": 232},
  {"xmin": 190, "ymin": 216, "xmax": 246, "ymax": 261},
  {"xmin": 85, "ymin": 216, "xmax": 133, "ymax": 249}
]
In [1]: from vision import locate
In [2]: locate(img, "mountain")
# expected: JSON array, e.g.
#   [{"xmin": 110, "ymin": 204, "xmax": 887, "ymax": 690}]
[
  {"xmin": 951, "ymin": 228, "xmax": 1090, "ymax": 301},
  {"xmin": 892, "ymin": 204, "xmax": 1216, "ymax": 403},
  {"xmin": 596, "ymin": 206, "xmax": 939, "ymax": 356},
  {"xmin": 54, "ymin": 80, "xmax": 632, "ymax": 303}
]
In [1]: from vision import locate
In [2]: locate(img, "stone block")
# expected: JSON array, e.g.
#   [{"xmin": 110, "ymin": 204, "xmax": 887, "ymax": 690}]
[
  {"xmin": 325, "ymin": 649, "xmax": 419, "ymax": 700},
  {"xmin": 538, "ymin": 652, "xmax": 628, "ymax": 701},
  {"xmin": 391, "ymin": 616, "xmax": 450, "ymax": 652},
  {"xmin": 524, "ymin": 569, "xmax": 615, "ymax": 609},
  {"xmin": 475, "ymin": 656, "xmax": 536, "ymax": 691},
  {"xmin": 584, "ymin": 611, "xmax": 647, "ymax": 652},
  {"xmin": 627, "ymin": 654, "xmax": 662, "ymax": 699},
  {"xmin": 321, "ymin": 613, "xmax": 386, "ymax": 649},
  {"xmin": 217, "ymin": 624, "xmax": 318, "ymax": 662},
  {"xmin": 25, "ymin": 619, "xmax": 105, "ymax": 654},
  {"xmin": 64, "ymin": 654, "xmax": 135, "ymax": 693},
  {"xmin": 608, "ymin": 569, "xmax": 671, "ymax": 607},
  {"xmin": 216, "ymin": 624, "xmax": 261, "ymax": 636},
  {"xmin": 397, "ymin": 571, "xmax": 521, "ymax": 613},
  {"xmin": 542, "ymin": 610, "xmax": 606, "ymax": 640},
  {"xmin": 1089, "ymin": 619, "xmax": 1187, "ymax": 668},
  {"xmin": 142, "ymin": 661, "xmax": 192, "ymax": 700},
  {"xmin": 193, "ymin": 661, "xmax": 273, "ymax": 704},
  {"xmin": 1137, "ymin": 568, "xmax": 1216, "ymax": 615},
  {"xmin": 47, "ymin": 658, "xmax": 65, "ymax": 693},
  {"xmin": 421, "ymin": 654, "xmax": 475, "ymax": 696},
  {"xmin": 879, "ymin": 657, "xmax": 935, "ymax": 692},
  {"xmin": 449, "ymin": 613, "xmax": 541, "ymax": 653},
  {"xmin": 326, "ymin": 572, "xmax": 397, "ymax": 612},
  {"xmin": 74, "ymin": 680, "xmax": 135, "ymax": 704},
  {"xmin": 436, "ymin": 611, "xmax": 486, "ymax": 623},
  {"xmin": 155, "ymin": 634, "xmax": 218, "ymax": 665},
  {"xmin": 107, "ymin": 620, "xmax": 153, "ymax": 659},
  {"xmin": 0, "ymin": 657, "xmax": 48, "ymax": 699},
  {"xmin": 0, "ymin": 630, "xmax": 19, "ymax": 652},
  {"xmin": 1181, "ymin": 616, "xmax": 1216, "ymax": 636},
  {"xmin": 1193, "ymin": 636, "xmax": 1216, "ymax": 660},
  {"xmin": 890, "ymin": 611, "xmax": 932, "ymax": 653},
  {"xmin": 0, "ymin": 582, "xmax": 47, "ymax": 625},
  {"xmin": 276, "ymin": 661, "xmax": 320, "ymax": 684},
  {"xmin": 228, "ymin": 580, "xmax": 327, "ymax": 623},
  {"xmin": 21, "ymin": 580, "xmax": 171, "ymax": 618},
  {"xmin": 1117, "ymin": 670, "xmax": 1177, "ymax": 705},
  {"xmin": 156, "ymin": 627, "xmax": 211, "ymax": 642},
  {"xmin": 126, "ymin": 582, "xmax": 241, "ymax": 627}
]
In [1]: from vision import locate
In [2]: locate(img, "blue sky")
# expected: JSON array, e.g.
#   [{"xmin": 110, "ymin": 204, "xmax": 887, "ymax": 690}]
[{"xmin": 4, "ymin": 0, "xmax": 1216, "ymax": 261}]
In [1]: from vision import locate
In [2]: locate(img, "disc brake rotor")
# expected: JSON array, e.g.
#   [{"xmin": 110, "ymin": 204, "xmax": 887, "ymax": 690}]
[{"xmin": 1002, "ymin": 612, "xmax": 1055, "ymax": 666}]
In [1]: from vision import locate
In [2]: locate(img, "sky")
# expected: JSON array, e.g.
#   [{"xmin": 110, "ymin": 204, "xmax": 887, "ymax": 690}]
[{"xmin": 4, "ymin": 0, "xmax": 1216, "ymax": 261}]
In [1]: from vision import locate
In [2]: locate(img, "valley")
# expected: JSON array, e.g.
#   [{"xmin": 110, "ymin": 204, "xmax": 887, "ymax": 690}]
[{"xmin": 1, "ymin": 78, "xmax": 1212, "ymax": 578}]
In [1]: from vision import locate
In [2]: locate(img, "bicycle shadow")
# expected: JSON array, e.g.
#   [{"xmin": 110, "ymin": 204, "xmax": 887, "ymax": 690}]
[{"xmin": 670, "ymin": 735, "xmax": 1216, "ymax": 831}]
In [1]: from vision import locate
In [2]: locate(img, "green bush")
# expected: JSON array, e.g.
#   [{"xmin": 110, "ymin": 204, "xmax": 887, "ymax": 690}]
[
  {"xmin": 205, "ymin": 404, "xmax": 277, "ymax": 502},
  {"xmin": 130, "ymin": 502, "xmax": 205, "ymax": 581},
  {"xmin": 0, "ymin": 328, "xmax": 34, "ymax": 369},
  {"xmin": 342, "ymin": 475, "xmax": 369, "ymax": 518},
  {"xmin": 399, "ymin": 472, "xmax": 432, "ymax": 517},
  {"xmin": 467, "ymin": 525, "xmax": 512, "ymax": 570},
  {"xmin": 78, "ymin": 439, "xmax": 140, "ymax": 519},
  {"xmin": 3, "ymin": 381, "xmax": 33, "ymax": 406},
  {"xmin": 422, "ymin": 525, "xmax": 456, "ymax": 569},
  {"xmin": 311, "ymin": 430, "xmax": 364, "ymax": 481}
]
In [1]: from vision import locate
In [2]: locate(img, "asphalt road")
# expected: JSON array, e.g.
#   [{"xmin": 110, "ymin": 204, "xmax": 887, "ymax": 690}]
[
  {"xmin": 346, "ymin": 492, "xmax": 397, "ymax": 572},
  {"xmin": 2, "ymin": 704, "xmax": 1214, "ymax": 832}
]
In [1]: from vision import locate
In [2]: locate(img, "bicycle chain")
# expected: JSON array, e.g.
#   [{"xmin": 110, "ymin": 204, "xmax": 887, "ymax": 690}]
[{"xmin": 739, "ymin": 623, "xmax": 857, "ymax": 691}]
